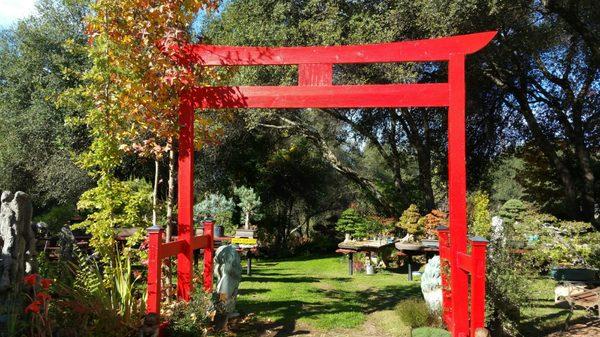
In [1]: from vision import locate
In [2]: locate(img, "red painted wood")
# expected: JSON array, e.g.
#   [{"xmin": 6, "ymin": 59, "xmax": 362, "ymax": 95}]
[
  {"xmin": 159, "ymin": 240, "xmax": 185, "ymax": 259},
  {"xmin": 203, "ymin": 220, "xmax": 214, "ymax": 292},
  {"xmin": 437, "ymin": 227, "xmax": 453, "ymax": 329},
  {"xmin": 457, "ymin": 252, "xmax": 473, "ymax": 273},
  {"xmin": 448, "ymin": 54, "xmax": 470, "ymax": 337},
  {"xmin": 166, "ymin": 32, "xmax": 496, "ymax": 66},
  {"xmin": 185, "ymin": 84, "xmax": 449, "ymax": 109},
  {"xmin": 191, "ymin": 235, "xmax": 211, "ymax": 250},
  {"xmin": 159, "ymin": 31, "xmax": 497, "ymax": 336},
  {"xmin": 470, "ymin": 240, "xmax": 488, "ymax": 337},
  {"xmin": 146, "ymin": 227, "xmax": 163, "ymax": 314},
  {"xmin": 298, "ymin": 64, "xmax": 333, "ymax": 86},
  {"xmin": 177, "ymin": 96, "xmax": 195, "ymax": 301}
]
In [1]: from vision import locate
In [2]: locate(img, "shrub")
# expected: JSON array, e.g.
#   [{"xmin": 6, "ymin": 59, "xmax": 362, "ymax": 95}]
[
  {"xmin": 75, "ymin": 177, "xmax": 152, "ymax": 262},
  {"xmin": 194, "ymin": 193, "xmax": 236, "ymax": 235},
  {"xmin": 469, "ymin": 191, "xmax": 491, "ymax": 238},
  {"xmin": 395, "ymin": 298, "xmax": 431, "ymax": 328},
  {"xmin": 164, "ymin": 289, "xmax": 212, "ymax": 337}
]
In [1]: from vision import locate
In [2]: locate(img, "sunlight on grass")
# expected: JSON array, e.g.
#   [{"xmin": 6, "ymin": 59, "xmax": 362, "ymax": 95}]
[{"xmin": 237, "ymin": 255, "xmax": 420, "ymax": 334}]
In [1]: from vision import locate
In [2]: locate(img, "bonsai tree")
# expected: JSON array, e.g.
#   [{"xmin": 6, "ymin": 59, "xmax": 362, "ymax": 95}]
[
  {"xmin": 336, "ymin": 208, "xmax": 367, "ymax": 240},
  {"xmin": 418, "ymin": 209, "xmax": 448, "ymax": 239},
  {"xmin": 234, "ymin": 186, "xmax": 262, "ymax": 230},
  {"xmin": 194, "ymin": 193, "xmax": 236, "ymax": 235},
  {"xmin": 395, "ymin": 204, "xmax": 422, "ymax": 240}
]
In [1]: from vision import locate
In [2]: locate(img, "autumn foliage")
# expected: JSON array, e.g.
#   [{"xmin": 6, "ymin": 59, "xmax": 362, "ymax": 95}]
[{"xmin": 68, "ymin": 0, "xmax": 219, "ymax": 174}]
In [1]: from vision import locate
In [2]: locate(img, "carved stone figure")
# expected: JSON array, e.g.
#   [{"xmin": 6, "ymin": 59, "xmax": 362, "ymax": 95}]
[
  {"xmin": 0, "ymin": 191, "xmax": 36, "ymax": 294},
  {"xmin": 420, "ymin": 255, "xmax": 442, "ymax": 316},
  {"xmin": 58, "ymin": 226, "xmax": 76, "ymax": 261},
  {"xmin": 212, "ymin": 244, "xmax": 242, "ymax": 330}
]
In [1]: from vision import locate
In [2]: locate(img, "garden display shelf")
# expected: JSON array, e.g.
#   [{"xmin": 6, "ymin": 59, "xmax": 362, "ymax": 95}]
[
  {"xmin": 337, "ymin": 239, "xmax": 397, "ymax": 275},
  {"xmin": 395, "ymin": 242, "xmax": 440, "ymax": 281}
]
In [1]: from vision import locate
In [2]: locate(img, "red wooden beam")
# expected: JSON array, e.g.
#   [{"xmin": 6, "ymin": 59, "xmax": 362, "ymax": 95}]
[
  {"xmin": 176, "ymin": 96, "xmax": 195, "ymax": 301},
  {"xmin": 159, "ymin": 240, "xmax": 185, "ymax": 259},
  {"xmin": 186, "ymin": 83, "xmax": 449, "ymax": 109},
  {"xmin": 165, "ymin": 31, "xmax": 496, "ymax": 66},
  {"xmin": 191, "ymin": 234, "xmax": 211, "ymax": 250}
]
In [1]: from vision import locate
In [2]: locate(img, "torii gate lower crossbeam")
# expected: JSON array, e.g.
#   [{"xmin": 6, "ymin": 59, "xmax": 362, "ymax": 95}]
[{"xmin": 150, "ymin": 31, "xmax": 496, "ymax": 337}]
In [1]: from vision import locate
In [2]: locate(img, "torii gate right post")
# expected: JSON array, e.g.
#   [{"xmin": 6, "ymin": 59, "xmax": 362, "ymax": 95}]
[{"xmin": 154, "ymin": 31, "xmax": 496, "ymax": 337}]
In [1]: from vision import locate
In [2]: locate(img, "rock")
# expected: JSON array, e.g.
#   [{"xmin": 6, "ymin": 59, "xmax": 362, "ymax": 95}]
[
  {"xmin": 0, "ymin": 191, "xmax": 36, "ymax": 295},
  {"xmin": 421, "ymin": 255, "xmax": 442, "ymax": 316}
]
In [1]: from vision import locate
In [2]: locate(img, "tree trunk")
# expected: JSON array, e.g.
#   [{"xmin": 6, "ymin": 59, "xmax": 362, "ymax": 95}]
[{"xmin": 165, "ymin": 148, "xmax": 176, "ymax": 242}]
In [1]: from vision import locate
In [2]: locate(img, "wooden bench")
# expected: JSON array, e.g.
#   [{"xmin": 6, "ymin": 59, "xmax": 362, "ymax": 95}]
[{"xmin": 564, "ymin": 287, "xmax": 600, "ymax": 329}]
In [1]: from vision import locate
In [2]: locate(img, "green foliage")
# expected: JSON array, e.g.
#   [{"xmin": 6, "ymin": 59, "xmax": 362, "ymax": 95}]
[
  {"xmin": 234, "ymin": 185, "xmax": 262, "ymax": 228},
  {"xmin": 164, "ymin": 290, "xmax": 212, "ymax": 337},
  {"xmin": 518, "ymin": 213, "xmax": 599, "ymax": 269},
  {"xmin": 498, "ymin": 199, "xmax": 527, "ymax": 232},
  {"xmin": 194, "ymin": 193, "xmax": 236, "ymax": 234},
  {"xmin": 0, "ymin": 0, "xmax": 92, "ymax": 210},
  {"xmin": 469, "ymin": 191, "xmax": 491, "ymax": 238},
  {"xmin": 412, "ymin": 327, "xmax": 451, "ymax": 337},
  {"xmin": 395, "ymin": 298, "xmax": 431, "ymax": 328},
  {"xmin": 335, "ymin": 208, "xmax": 371, "ymax": 240},
  {"xmin": 34, "ymin": 204, "xmax": 77, "ymax": 233},
  {"xmin": 75, "ymin": 177, "xmax": 152, "ymax": 261},
  {"xmin": 396, "ymin": 204, "xmax": 421, "ymax": 236}
]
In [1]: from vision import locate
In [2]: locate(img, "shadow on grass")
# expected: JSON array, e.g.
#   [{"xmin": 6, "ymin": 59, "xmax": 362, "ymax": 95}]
[{"xmin": 237, "ymin": 258, "xmax": 421, "ymax": 336}]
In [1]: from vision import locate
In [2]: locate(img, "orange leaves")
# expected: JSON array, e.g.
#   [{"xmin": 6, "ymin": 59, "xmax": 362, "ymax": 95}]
[{"xmin": 80, "ymin": 0, "xmax": 222, "ymax": 171}]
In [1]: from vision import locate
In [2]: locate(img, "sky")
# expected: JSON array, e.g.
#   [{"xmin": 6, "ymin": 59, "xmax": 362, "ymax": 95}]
[{"xmin": 0, "ymin": 0, "xmax": 36, "ymax": 27}]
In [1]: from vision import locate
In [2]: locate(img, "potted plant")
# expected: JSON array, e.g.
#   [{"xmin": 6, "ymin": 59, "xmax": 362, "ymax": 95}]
[
  {"xmin": 233, "ymin": 186, "xmax": 262, "ymax": 238},
  {"xmin": 419, "ymin": 209, "xmax": 447, "ymax": 248},
  {"xmin": 194, "ymin": 193, "xmax": 236, "ymax": 237},
  {"xmin": 395, "ymin": 204, "xmax": 424, "ymax": 251}
]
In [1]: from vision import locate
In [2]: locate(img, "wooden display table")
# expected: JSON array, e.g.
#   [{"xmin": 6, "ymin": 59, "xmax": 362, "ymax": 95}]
[
  {"xmin": 336, "ymin": 239, "xmax": 397, "ymax": 275},
  {"xmin": 395, "ymin": 243, "xmax": 439, "ymax": 281}
]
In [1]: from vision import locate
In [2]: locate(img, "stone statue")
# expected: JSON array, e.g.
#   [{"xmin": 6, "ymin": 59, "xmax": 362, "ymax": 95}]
[
  {"xmin": 212, "ymin": 244, "xmax": 242, "ymax": 331},
  {"xmin": 420, "ymin": 255, "xmax": 442, "ymax": 316},
  {"xmin": 0, "ymin": 191, "xmax": 36, "ymax": 294},
  {"xmin": 58, "ymin": 226, "xmax": 76, "ymax": 261}
]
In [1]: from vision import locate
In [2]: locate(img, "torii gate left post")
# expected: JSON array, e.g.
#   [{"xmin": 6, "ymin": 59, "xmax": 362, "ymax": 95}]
[{"xmin": 147, "ymin": 31, "xmax": 496, "ymax": 337}]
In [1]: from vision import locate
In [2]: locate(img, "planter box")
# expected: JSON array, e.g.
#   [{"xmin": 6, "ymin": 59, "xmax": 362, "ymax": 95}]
[
  {"xmin": 235, "ymin": 228, "xmax": 255, "ymax": 238},
  {"xmin": 421, "ymin": 239, "xmax": 439, "ymax": 248},
  {"xmin": 395, "ymin": 242, "xmax": 424, "ymax": 251}
]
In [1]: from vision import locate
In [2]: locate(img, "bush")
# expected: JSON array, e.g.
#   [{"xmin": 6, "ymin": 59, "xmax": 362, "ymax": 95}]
[
  {"xmin": 163, "ymin": 290, "xmax": 212, "ymax": 337},
  {"xmin": 469, "ymin": 191, "xmax": 491, "ymax": 238},
  {"xmin": 412, "ymin": 327, "xmax": 451, "ymax": 337},
  {"xmin": 395, "ymin": 298, "xmax": 431, "ymax": 328}
]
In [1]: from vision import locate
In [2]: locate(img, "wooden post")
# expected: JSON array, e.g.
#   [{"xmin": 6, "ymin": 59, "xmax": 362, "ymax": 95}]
[
  {"xmin": 448, "ymin": 54, "xmax": 469, "ymax": 337},
  {"xmin": 147, "ymin": 225, "xmax": 163, "ymax": 314},
  {"xmin": 437, "ymin": 226, "xmax": 452, "ymax": 327},
  {"xmin": 203, "ymin": 219, "xmax": 214, "ymax": 292},
  {"xmin": 177, "ymin": 95, "xmax": 195, "ymax": 301},
  {"xmin": 348, "ymin": 252, "xmax": 353, "ymax": 275},
  {"xmin": 470, "ymin": 237, "xmax": 488, "ymax": 337}
]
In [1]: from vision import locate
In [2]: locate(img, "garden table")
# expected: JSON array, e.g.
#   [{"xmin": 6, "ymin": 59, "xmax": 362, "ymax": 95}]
[
  {"xmin": 336, "ymin": 239, "xmax": 397, "ymax": 275},
  {"xmin": 395, "ymin": 245, "xmax": 439, "ymax": 281}
]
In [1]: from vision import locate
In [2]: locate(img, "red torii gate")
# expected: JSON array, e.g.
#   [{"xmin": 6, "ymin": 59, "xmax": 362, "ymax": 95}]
[{"xmin": 147, "ymin": 31, "xmax": 496, "ymax": 337}]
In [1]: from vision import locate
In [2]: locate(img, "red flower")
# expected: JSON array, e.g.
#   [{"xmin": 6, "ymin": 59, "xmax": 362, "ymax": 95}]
[
  {"xmin": 36, "ymin": 292, "xmax": 51, "ymax": 302},
  {"xmin": 40, "ymin": 278, "xmax": 53, "ymax": 289},
  {"xmin": 24, "ymin": 301, "xmax": 41, "ymax": 314},
  {"xmin": 23, "ymin": 274, "xmax": 38, "ymax": 286}
]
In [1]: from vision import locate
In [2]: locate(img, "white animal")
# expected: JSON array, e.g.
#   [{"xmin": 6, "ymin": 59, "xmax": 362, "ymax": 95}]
[{"xmin": 554, "ymin": 282, "xmax": 587, "ymax": 303}]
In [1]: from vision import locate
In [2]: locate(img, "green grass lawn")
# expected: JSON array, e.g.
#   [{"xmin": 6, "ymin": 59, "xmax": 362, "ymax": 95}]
[
  {"xmin": 233, "ymin": 255, "xmax": 584, "ymax": 336},
  {"xmin": 236, "ymin": 255, "xmax": 420, "ymax": 336}
]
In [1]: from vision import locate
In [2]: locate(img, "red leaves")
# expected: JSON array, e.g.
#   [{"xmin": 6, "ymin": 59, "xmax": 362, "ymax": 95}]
[
  {"xmin": 25, "ymin": 301, "xmax": 42, "ymax": 314},
  {"xmin": 23, "ymin": 274, "xmax": 38, "ymax": 286}
]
